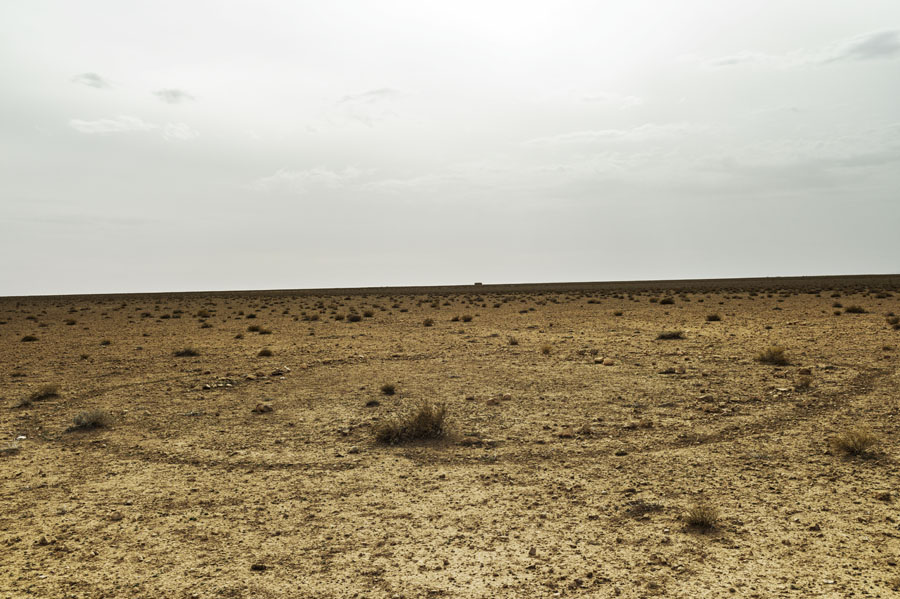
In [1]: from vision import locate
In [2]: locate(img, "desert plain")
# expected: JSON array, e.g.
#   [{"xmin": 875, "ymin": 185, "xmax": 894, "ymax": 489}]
[{"xmin": 1, "ymin": 274, "xmax": 899, "ymax": 598}]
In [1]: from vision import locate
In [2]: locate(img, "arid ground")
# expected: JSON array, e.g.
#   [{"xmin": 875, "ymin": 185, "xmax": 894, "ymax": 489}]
[{"xmin": 2, "ymin": 275, "xmax": 899, "ymax": 598}]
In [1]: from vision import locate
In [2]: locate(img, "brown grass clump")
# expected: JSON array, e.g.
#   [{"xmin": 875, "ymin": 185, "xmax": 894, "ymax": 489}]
[
  {"xmin": 21, "ymin": 335, "xmax": 38, "ymax": 342},
  {"xmin": 795, "ymin": 375, "xmax": 813, "ymax": 391},
  {"xmin": 684, "ymin": 503, "xmax": 719, "ymax": 530},
  {"xmin": 657, "ymin": 330, "xmax": 684, "ymax": 340},
  {"xmin": 70, "ymin": 409, "xmax": 112, "ymax": 430},
  {"xmin": 757, "ymin": 346, "xmax": 789, "ymax": 365},
  {"xmin": 258, "ymin": 348, "xmax": 274, "ymax": 357},
  {"xmin": 380, "ymin": 383, "xmax": 396, "ymax": 396},
  {"xmin": 843, "ymin": 305, "xmax": 866, "ymax": 314},
  {"xmin": 174, "ymin": 347, "xmax": 200, "ymax": 357},
  {"xmin": 375, "ymin": 401, "xmax": 448, "ymax": 444},
  {"xmin": 508, "ymin": 336, "xmax": 519, "ymax": 346},
  {"xmin": 540, "ymin": 344, "xmax": 552, "ymax": 355},
  {"xmin": 30, "ymin": 384, "xmax": 60, "ymax": 401},
  {"xmin": 423, "ymin": 318, "xmax": 434, "ymax": 327},
  {"xmin": 706, "ymin": 313, "xmax": 721, "ymax": 322},
  {"xmin": 831, "ymin": 427, "xmax": 877, "ymax": 456}
]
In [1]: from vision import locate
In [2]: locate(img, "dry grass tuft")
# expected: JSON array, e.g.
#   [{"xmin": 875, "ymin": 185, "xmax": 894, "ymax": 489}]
[
  {"xmin": 684, "ymin": 503, "xmax": 719, "ymax": 530},
  {"xmin": 70, "ymin": 409, "xmax": 112, "ymax": 430},
  {"xmin": 174, "ymin": 347, "xmax": 200, "ymax": 357},
  {"xmin": 757, "ymin": 346, "xmax": 789, "ymax": 365},
  {"xmin": 657, "ymin": 330, "xmax": 684, "ymax": 340},
  {"xmin": 831, "ymin": 427, "xmax": 877, "ymax": 456},
  {"xmin": 540, "ymin": 344, "xmax": 552, "ymax": 355},
  {"xmin": 843, "ymin": 305, "xmax": 866, "ymax": 314},
  {"xmin": 706, "ymin": 313, "xmax": 721, "ymax": 322},
  {"xmin": 258, "ymin": 348, "xmax": 274, "ymax": 357},
  {"xmin": 29, "ymin": 384, "xmax": 60, "ymax": 402},
  {"xmin": 380, "ymin": 383, "xmax": 396, "ymax": 396},
  {"xmin": 375, "ymin": 401, "xmax": 448, "ymax": 444}
]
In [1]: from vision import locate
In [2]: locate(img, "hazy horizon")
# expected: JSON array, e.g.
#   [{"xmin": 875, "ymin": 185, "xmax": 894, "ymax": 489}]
[{"xmin": 3, "ymin": 1, "xmax": 900, "ymax": 296}]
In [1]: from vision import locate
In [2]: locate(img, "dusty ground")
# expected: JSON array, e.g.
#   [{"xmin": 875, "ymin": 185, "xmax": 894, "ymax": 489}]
[{"xmin": 2, "ymin": 276, "xmax": 899, "ymax": 598}]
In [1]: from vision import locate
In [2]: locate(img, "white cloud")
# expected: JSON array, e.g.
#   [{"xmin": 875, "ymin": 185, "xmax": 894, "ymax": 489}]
[
  {"xmin": 250, "ymin": 167, "xmax": 368, "ymax": 193},
  {"xmin": 69, "ymin": 115, "xmax": 158, "ymax": 134},
  {"xmin": 821, "ymin": 29, "xmax": 900, "ymax": 63},
  {"xmin": 582, "ymin": 92, "xmax": 644, "ymax": 109},
  {"xmin": 162, "ymin": 123, "xmax": 199, "ymax": 141},
  {"xmin": 709, "ymin": 29, "xmax": 900, "ymax": 69},
  {"xmin": 154, "ymin": 88, "xmax": 195, "ymax": 104},
  {"xmin": 71, "ymin": 72, "xmax": 111, "ymax": 89},
  {"xmin": 524, "ymin": 123, "xmax": 694, "ymax": 147}
]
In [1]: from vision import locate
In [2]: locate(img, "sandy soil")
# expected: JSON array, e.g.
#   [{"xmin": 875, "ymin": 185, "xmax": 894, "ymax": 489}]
[{"xmin": 2, "ymin": 276, "xmax": 899, "ymax": 598}]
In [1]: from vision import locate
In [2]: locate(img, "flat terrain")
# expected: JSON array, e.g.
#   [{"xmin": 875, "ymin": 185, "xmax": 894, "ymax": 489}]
[{"xmin": 2, "ymin": 275, "xmax": 899, "ymax": 598}]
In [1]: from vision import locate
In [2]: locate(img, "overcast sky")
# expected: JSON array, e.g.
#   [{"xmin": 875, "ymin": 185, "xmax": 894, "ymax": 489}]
[{"xmin": 2, "ymin": 1, "xmax": 899, "ymax": 296}]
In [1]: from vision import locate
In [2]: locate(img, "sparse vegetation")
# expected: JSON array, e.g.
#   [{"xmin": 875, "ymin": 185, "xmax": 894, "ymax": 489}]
[
  {"xmin": 380, "ymin": 383, "xmax": 396, "ymax": 396},
  {"xmin": 684, "ymin": 503, "xmax": 719, "ymax": 530},
  {"xmin": 844, "ymin": 305, "xmax": 866, "ymax": 314},
  {"xmin": 174, "ymin": 347, "xmax": 200, "ymax": 357},
  {"xmin": 423, "ymin": 318, "xmax": 434, "ymax": 327},
  {"xmin": 831, "ymin": 427, "xmax": 877, "ymax": 456},
  {"xmin": 706, "ymin": 313, "xmax": 721, "ymax": 322},
  {"xmin": 21, "ymin": 335, "xmax": 37, "ymax": 342},
  {"xmin": 258, "ymin": 348, "xmax": 274, "ymax": 357},
  {"xmin": 29, "ymin": 384, "xmax": 60, "ymax": 401},
  {"xmin": 375, "ymin": 401, "xmax": 448, "ymax": 444},
  {"xmin": 756, "ymin": 346, "xmax": 789, "ymax": 365},
  {"xmin": 70, "ymin": 409, "xmax": 112, "ymax": 430},
  {"xmin": 540, "ymin": 344, "xmax": 552, "ymax": 355},
  {"xmin": 657, "ymin": 330, "xmax": 684, "ymax": 340}
]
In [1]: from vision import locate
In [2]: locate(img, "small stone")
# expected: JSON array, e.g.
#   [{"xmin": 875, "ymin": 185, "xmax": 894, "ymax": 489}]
[
  {"xmin": 252, "ymin": 403, "xmax": 273, "ymax": 414},
  {"xmin": 365, "ymin": 399, "xmax": 380, "ymax": 408},
  {"xmin": 245, "ymin": 374, "xmax": 256, "ymax": 380},
  {"xmin": 36, "ymin": 536, "xmax": 49, "ymax": 546},
  {"xmin": 614, "ymin": 450, "xmax": 628, "ymax": 456},
  {"xmin": 798, "ymin": 368, "xmax": 811, "ymax": 375},
  {"xmin": 501, "ymin": 393, "xmax": 512, "ymax": 401},
  {"xmin": 528, "ymin": 547, "xmax": 537, "ymax": 557},
  {"xmin": 109, "ymin": 512, "xmax": 124, "ymax": 522},
  {"xmin": 202, "ymin": 384, "xmax": 211, "ymax": 390},
  {"xmin": 348, "ymin": 446, "xmax": 360, "ymax": 454},
  {"xmin": 602, "ymin": 358, "xmax": 614, "ymax": 366},
  {"xmin": 250, "ymin": 564, "xmax": 267, "ymax": 572}
]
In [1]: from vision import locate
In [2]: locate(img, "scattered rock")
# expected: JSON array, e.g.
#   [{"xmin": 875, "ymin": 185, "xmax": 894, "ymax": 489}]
[
  {"xmin": 250, "ymin": 563, "xmax": 267, "ymax": 572},
  {"xmin": 252, "ymin": 403, "xmax": 273, "ymax": 414},
  {"xmin": 798, "ymin": 367, "xmax": 812, "ymax": 375},
  {"xmin": 614, "ymin": 450, "xmax": 628, "ymax": 457},
  {"xmin": 658, "ymin": 368, "xmax": 676, "ymax": 375},
  {"xmin": 109, "ymin": 512, "xmax": 124, "ymax": 522},
  {"xmin": 528, "ymin": 547, "xmax": 537, "ymax": 557},
  {"xmin": 602, "ymin": 357, "xmax": 614, "ymax": 366},
  {"xmin": 348, "ymin": 446, "xmax": 360, "ymax": 454},
  {"xmin": 365, "ymin": 399, "xmax": 380, "ymax": 408}
]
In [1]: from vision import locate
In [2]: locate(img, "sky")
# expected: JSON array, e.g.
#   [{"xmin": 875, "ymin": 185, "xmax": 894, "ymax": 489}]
[{"xmin": 2, "ymin": 1, "xmax": 899, "ymax": 296}]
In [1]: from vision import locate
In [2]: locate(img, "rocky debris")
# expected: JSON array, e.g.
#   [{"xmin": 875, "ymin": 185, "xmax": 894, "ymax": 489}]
[
  {"xmin": 250, "ymin": 563, "xmax": 267, "ymax": 572},
  {"xmin": 251, "ymin": 403, "xmax": 273, "ymax": 414},
  {"xmin": 108, "ymin": 512, "xmax": 124, "ymax": 522},
  {"xmin": 364, "ymin": 399, "xmax": 380, "ymax": 407},
  {"xmin": 347, "ymin": 446, "xmax": 360, "ymax": 454}
]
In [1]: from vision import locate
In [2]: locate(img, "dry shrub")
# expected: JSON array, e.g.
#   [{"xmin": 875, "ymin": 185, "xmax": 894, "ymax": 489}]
[
  {"xmin": 757, "ymin": 346, "xmax": 789, "ymax": 365},
  {"xmin": 423, "ymin": 318, "xmax": 434, "ymax": 327},
  {"xmin": 258, "ymin": 348, "xmax": 274, "ymax": 357},
  {"xmin": 844, "ymin": 305, "xmax": 866, "ymax": 314},
  {"xmin": 684, "ymin": 503, "xmax": 719, "ymax": 530},
  {"xmin": 831, "ymin": 427, "xmax": 877, "ymax": 456},
  {"xmin": 29, "ymin": 384, "xmax": 60, "ymax": 401},
  {"xmin": 174, "ymin": 347, "xmax": 200, "ymax": 357},
  {"xmin": 380, "ymin": 383, "xmax": 396, "ymax": 396},
  {"xmin": 71, "ymin": 409, "xmax": 112, "ymax": 430},
  {"xmin": 375, "ymin": 401, "xmax": 448, "ymax": 444},
  {"xmin": 657, "ymin": 330, "xmax": 684, "ymax": 340},
  {"xmin": 706, "ymin": 313, "xmax": 721, "ymax": 322},
  {"xmin": 540, "ymin": 344, "xmax": 552, "ymax": 355}
]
